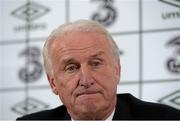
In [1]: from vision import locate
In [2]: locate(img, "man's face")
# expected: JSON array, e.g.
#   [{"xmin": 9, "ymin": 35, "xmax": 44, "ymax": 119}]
[{"xmin": 48, "ymin": 31, "xmax": 120, "ymax": 119}]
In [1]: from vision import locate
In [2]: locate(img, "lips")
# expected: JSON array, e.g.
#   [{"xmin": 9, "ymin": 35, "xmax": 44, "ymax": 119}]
[{"xmin": 77, "ymin": 91, "xmax": 99, "ymax": 97}]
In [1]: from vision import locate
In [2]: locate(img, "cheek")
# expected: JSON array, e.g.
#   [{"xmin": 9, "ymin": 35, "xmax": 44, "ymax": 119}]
[
  {"xmin": 55, "ymin": 74, "xmax": 79, "ymax": 102},
  {"xmin": 94, "ymin": 68, "xmax": 117, "ymax": 91}
]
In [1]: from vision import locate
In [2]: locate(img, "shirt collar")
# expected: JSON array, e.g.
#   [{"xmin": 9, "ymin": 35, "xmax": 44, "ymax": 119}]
[{"xmin": 106, "ymin": 108, "xmax": 115, "ymax": 121}]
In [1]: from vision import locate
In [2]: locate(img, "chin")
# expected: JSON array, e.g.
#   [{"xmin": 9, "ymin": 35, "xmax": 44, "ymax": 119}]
[
  {"xmin": 72, "ymin": 101, "xmax": 108, "ymax": 120},
  {"xmin": 76, "ymin": 107, "xmax": 98, "ymax": 120},
  {"xmin": 75, "ymin": 101, "xmax": 99, "ymax": 114}
]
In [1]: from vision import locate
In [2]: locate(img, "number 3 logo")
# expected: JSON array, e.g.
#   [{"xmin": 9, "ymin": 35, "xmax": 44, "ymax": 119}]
[
  {"xmin": 91, "ymin": 0, "xmax": 117, "ymax": 27},
  {"xmin": 166, "ymin": 36, "xmax": 180, "ymax": 74},
  {"xmin": 18, "ymin": 46, "xmax": 43, "ymax": 83}
]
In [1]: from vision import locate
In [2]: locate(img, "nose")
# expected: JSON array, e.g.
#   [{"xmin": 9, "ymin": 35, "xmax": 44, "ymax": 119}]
[{"xmin": 79, "ymin": 65, "xmax": 94, "ymax": 88}]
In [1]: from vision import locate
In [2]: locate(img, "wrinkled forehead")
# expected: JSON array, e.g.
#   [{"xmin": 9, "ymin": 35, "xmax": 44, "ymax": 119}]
[{"xmin": 50, "ymin": 31, "xmax": 112, "ymax": 55}]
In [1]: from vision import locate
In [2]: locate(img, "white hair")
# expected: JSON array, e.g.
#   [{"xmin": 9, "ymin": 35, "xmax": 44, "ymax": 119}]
[{"xmin": 43, "ymin": 20, "xmax": 120, "ymax": 75}]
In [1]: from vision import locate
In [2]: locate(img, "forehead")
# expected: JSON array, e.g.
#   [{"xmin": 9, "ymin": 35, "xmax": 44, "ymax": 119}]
[{"xmin": 50, "ymin": 31, "xmax": 112, "ymax": 57}]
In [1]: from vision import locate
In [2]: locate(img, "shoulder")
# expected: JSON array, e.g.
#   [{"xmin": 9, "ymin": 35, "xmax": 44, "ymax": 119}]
[
  {"xmin": 16, "ymin": 105, "xmax": 70, "ymax": 120},
  {"xmin": 116, "ymin": 93, "xmax": 180, "ymax": 119}
]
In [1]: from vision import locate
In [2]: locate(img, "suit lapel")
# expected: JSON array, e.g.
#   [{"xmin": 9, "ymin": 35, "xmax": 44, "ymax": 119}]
[{"xmin": 113, "ymin": 94, "xmax": 133, "ymax": 120}]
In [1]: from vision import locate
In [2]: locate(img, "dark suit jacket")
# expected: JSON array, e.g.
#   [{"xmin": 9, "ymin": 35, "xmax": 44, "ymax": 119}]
[{"xmin": 17, "ymin": 93, "xmax": 180, "ymax": 120}]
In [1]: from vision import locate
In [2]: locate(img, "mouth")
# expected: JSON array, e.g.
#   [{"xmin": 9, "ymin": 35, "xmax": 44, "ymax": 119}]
[{"xmin": 77, "ymin": 91, "xmax": 99, "ymax": 97}]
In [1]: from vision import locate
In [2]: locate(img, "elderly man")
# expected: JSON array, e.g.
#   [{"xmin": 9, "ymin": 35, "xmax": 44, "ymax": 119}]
[{"xmin": 17, "ymin": 20, "xmax": 180, "ymax": 120}]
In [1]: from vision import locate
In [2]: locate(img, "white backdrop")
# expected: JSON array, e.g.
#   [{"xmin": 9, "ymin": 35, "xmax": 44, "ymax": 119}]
[{"xmin": 0, "ymin": 0, "xmax": 180, "ymax": 120}]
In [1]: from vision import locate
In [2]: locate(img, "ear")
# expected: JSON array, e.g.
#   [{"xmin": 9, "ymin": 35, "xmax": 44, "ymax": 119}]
[
  {"xmin": 47, "ymin": 73, "xmax": 58, "ymax": 95},
  {"xmin": 115, "ymin": 61, "xmax": 121, "ymax": 84}
]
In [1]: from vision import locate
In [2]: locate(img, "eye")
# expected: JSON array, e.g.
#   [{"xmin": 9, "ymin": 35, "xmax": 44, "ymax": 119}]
[
  {"xmin": 65, "ymin": 64, "xmax": 79, "ymax": 73},
  {"xmin": 90, "ymin": 60, "xmax": 102, "ymax": 68}
]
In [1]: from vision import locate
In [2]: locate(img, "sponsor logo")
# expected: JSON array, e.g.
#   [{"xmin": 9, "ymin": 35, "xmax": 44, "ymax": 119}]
[
  {"xmin": 18, "ymin": 46, "xmax": 43, "ymax": 83},
  {"xmin": 11, "ymin": 97, "xmax": 49, "ymax": 115},
  {"xmin": 11, "ymin": 1, "xmax": 49, "ymax": 21},
  {"xmin": 159, "ymin": 0, "xmax": 180, "ymax": 20},
  {"xmin": 166, "ymin": 36, "xmax": 180, "ymax": 74},
  {"xmin": 158, "ymin": 90, "xmax": 180, "ymax": 110},
  {"xmin": 11, "ymin": 1, "xmax": 49, "ymax": 32},
  {"xmin": 91, "ymin": 0, "xmax": 117, "ymax": 27},
  {"xmin": 159, "ymin": 0, "xmax": 180, "ymax": 8}
]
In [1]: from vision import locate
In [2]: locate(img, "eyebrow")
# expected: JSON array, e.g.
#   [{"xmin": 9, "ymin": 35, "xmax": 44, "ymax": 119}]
[
  {"xmin": 61, "ymin": 58, "xmax": 77, "ymax": 66},
  {"xmin": 61, "ymin": 51, "xmax": 105, "ymax": 65},
  {"xmin": 89, "ymin": 51, "xmax": 105, "ymax": 58}
]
